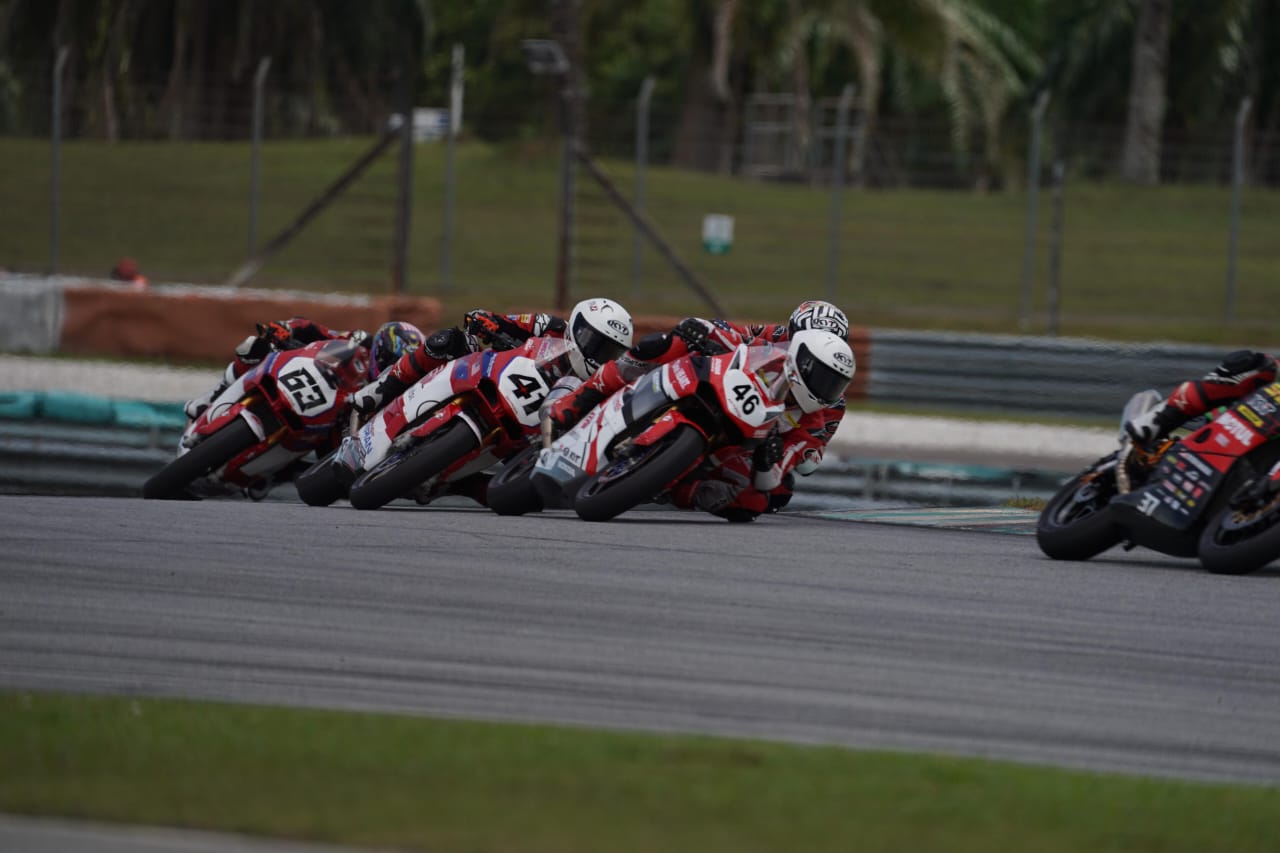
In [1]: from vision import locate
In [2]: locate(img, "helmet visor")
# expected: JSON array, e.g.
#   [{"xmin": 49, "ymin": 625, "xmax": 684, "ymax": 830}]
[
  {"xmin": 572, "ymin": 312, "xmax": 628, "ymax": 368},
  {"xmin": 794, "ymin": 341, "xmax": 849, "ymax": 406}
]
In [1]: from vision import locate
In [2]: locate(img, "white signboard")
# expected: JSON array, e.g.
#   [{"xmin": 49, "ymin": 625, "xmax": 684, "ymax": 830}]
[{"xmin": 702, "ymin": 214, "xmax": 734, "ymax": 255}]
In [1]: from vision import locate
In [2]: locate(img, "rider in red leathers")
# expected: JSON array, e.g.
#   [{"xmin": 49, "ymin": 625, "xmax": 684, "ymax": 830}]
[
  {"xmin": 545, "ymin": 300, "xmax": 854, "ymax": 522},
  {"xmin": 349, "ymin": 310, "xmax": 569, "ymax": 415},
  {"xmin": 1124, "ymin": 349, "xmax": 1280, "ymax": 444}
]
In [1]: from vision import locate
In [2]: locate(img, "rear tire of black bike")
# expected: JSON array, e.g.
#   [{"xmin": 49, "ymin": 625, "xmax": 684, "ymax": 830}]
[
  {"xmin": 486, "ymin": 444, "xmax": 545, "ymax": 516},
  {"xmin": 574, "ymin": 426, "xmax": 706, "ymax": 522},
  {"xmin": 1035, "ymin": 463, "xmax": 1124, "ymax": 561},
  {"xmin": 347, "ymin": 422, "xmax": 478, "ymax": 511},
  {"xmin": 142, "ymin": 420, "xmax": 258, "ymax": 500},
  {"xmin": 1197, "ymin": 498, "xmax": 1280, "ymax": 575}
]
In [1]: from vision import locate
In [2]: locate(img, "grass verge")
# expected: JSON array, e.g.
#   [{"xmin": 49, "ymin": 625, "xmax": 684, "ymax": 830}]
[
  {"xmin": 1, "ymin": 139, "xmax": 1278, "ymax": 347},
  {"xmin": 2, "ymin": 692, "xmax": 1277, "ymax": 853}
]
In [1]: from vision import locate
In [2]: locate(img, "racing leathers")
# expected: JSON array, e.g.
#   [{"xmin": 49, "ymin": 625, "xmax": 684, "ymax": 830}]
[
  {"xmin": 1124, "ymin": 350, "xmax": 1280, "ymax": 444},
  {"xmin": 184, "ymin": 317, "xmax": 367, "ymax": 420},
  {"xmin": 350, "ymin": 310, "xmax": 566, "ymax": 416},
  {"xmin": 546, "ymin": 316, "xmax": 843, "ymax": 522}
]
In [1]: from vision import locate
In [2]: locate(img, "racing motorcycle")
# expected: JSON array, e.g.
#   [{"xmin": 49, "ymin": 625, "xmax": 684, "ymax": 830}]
[
  {"xmin": 486, "ymin": 342, "xmax": 791, "ymax": 522},
  {"xmin": 142, "ymin": 338, "xmax": 368, "ymax": 500},
  {"xmin": 1036, "ymin": 384, "xmax": 1280, "ymax": 574},
  {"xmin": 295, "ymin": 336, "xmax": 571, "ymax": 510}
]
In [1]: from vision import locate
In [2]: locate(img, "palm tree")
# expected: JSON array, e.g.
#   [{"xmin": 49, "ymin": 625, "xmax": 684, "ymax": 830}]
[{"xmin": 778, "ymin": 0, "xmax": 1039, "ymax": 185}]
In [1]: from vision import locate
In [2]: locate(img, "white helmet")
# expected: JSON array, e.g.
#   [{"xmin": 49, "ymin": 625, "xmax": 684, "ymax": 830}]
[
  {"xmin": 788, "ymin": 300, "xmax": 849, "ymax": 340},
  {"xmin": 785, "ymin": 329, "xmax": 855, "ymax": 413},
  {"xmin": 566, "ymin": 297, "xmax": 634, "ymax": 379}
]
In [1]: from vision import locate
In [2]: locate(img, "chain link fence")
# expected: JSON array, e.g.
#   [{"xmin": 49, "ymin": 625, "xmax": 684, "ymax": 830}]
[{"xmin": 2, "ymin": 55, "xmax": 1278, "ymax": 343}]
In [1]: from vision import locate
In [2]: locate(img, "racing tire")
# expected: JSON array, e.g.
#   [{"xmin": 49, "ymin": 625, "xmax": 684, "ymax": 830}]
[
  {"xmin": 294, "ymin": 449, "xmax": 353, "ymax": 508},
  {"xmin": 347, "ymin": 422, "xmax": 479, "ymax": 511},
  {"xmin": 1197, "ymin": 496, "xmax": 1280, "ymax": 575},
  {"xmin": 574, "ymin": 426, "xmax": 706, "ymax": 522},
  {"xmin": 486, "ymin": 444, "xmax": 545, "ymax": 516},
  {"xmin": 1035, "ymin": 463, "xmax": 1124, "ymax": 561},
  {"xmin": 142, "ymin": 419, "xmax": 259, "ymax": 500}
]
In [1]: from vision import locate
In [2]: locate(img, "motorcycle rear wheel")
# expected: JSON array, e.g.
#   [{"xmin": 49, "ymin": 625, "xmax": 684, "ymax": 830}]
[
  {"xmin": 1035, "ymin": 461, "xmax": 1124, "ymax": 561},
  {"xmin": 486, "ymin": 444, "xmax": 545, "ymax": 516},
  {"xmin": 1197, "ymin": 492, "xmax": 1280, "ymax": 575},
  {"xmin": 347, "ymin": 422, "xmax": 478, "ymax": 511},
  {"xmin": 142, "ymin": 420, "xmax": 258, "ymax": 500},
  {"xmin": 294, "ymin": 448, "xmax": 352, "ymax": 507},
  {"xmin": 574, "ymin": 426, "xmax": 706, "ymax": 522}
]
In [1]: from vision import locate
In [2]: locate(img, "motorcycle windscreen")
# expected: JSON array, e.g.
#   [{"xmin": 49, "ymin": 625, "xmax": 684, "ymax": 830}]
[{"xmin": 746, "ymin": 345, "xmax": 791, "ymax": 404}]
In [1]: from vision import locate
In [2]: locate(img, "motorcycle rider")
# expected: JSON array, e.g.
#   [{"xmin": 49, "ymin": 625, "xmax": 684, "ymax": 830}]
[
  {"xmin": 1124, "ymin": 349, "xmax": 1280, "ymax": 445},
  {"xmin": 183, "ymin": 317, "xmax": 420, "ymax": 421},
  {"xmin": 334, "ymin": 298, "xmax": 635, "ymax": 506},
  {"xmin": 544, "ymin": 300, "xmax": 853, "ymax": 522},
  {"xmin": 348, "ymin": 309, "xmax": 570, "ymax": 416}
]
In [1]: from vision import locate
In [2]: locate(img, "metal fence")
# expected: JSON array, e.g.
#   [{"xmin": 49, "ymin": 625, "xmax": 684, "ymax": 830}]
[{"xmin": 3, "ymin": 57, "xmax": 1278, "ymax": 344}]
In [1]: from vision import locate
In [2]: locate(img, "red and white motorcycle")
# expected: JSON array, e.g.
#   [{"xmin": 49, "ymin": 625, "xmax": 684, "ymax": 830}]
[
  {"xmin": 142, "ymin": 338, "xmax": 368, "ymax": 500},
  {"xmin": 487, "ymin": 341, "xmax": 794, "ymax": 521},
  {"xmin": 296, "ymin": 336, "xmax": 572, "ymax": 509}
]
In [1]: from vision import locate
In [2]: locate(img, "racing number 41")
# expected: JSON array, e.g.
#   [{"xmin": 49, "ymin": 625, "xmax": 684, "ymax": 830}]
[
  {"xmin": 507, "ymin": 372, "xmax": 546, "ymax": 416},
  {"xmin": 732, "ymin": 382, "xmax": 759, "ymax": 415}
]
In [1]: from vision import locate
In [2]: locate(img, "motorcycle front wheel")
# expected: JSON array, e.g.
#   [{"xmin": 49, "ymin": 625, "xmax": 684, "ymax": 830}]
[
  {"xmin": 142, "ymin": 419, "xmax": 258, "ymax": 500},
  {"xmin": 294, "ymin": 448, "xmax": 351, "ymax": 507},
  {"xmin": 1035, "ymin": 458, "xmax": 1124, "ymax": 561},
  {"xmin": 1197, "ymin": 491, "xmax": 1280, "ymax": 575},
  {"xmin": 574, "ymin": 425, "xmax": 706, "ymax": 522},
  {"xmin": 347, "ymin": 421, "xmax": 478, "ymax": 511},
  {"xmin": 486, "ymin": 444, "xmax": 545, "ymax": 516}
]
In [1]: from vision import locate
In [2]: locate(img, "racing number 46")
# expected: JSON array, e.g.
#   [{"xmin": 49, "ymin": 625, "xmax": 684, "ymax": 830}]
[{"xmin": 732, "ymin": 383, "xmax": 759, "ymax": 415}]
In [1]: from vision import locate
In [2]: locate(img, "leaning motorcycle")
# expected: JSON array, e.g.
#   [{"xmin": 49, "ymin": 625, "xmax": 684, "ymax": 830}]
[
  {"xmin": 142, "ymin": 338, "xmax": 368, "ymax": 500},
  {"xmin": 1036, "ymin": 384, "xmax": 1280, "ymax": 574},
  {"xmin": 487, "ymin": 342, "xmax": 791, "ymax": 522},
  {"xmin": 296, "ymin": 336, "xmax": 571, "ymax": 510}
]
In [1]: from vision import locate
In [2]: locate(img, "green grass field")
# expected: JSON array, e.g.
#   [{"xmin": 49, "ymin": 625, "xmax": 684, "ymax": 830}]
[
  {"xmin": 4, "ymin": 692, "xmax": 1278, "ymax": 853},
  {"xmin": 1, "ymin": 138, "xmax": 1277, "ymax": 347}
]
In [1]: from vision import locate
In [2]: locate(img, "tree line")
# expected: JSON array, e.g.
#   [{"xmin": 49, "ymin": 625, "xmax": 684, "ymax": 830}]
[{"xmin": 2, "ymin": 0, "xmax": 1277, "ymax": 185}]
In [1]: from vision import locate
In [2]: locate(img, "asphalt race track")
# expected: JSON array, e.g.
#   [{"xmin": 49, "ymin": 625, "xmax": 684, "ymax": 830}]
[{"xmin": 3, "ymin": 494, "xmax": 1280, "ymax": 785}]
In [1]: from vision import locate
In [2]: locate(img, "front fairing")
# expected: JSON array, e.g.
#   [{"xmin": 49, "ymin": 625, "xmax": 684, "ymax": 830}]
[
  {"xmin": 177, "ymin": 345, "xmax": 345, "ymax": 481},
  {"xmin": 1110, "ymin": 383, "xmax": 1280, "ymax": 552},
  {"xmin": 709, "ymin": 343, "xmax": 790, "ymax": 440}
]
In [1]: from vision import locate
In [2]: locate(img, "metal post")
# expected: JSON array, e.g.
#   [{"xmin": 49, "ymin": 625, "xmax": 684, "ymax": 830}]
[
  {"xmin": 1019, "ymin": 91, "xmax": 1051, "ymax": 330},
  {"xmin": 1225, "ymin": 96, "xmax": 1253, "ymax": 324},
  {"xmin": 392, "ymin": 64, "xmax": 415, "ymax": 297},
  {"xmin": 555, "ymin": 88, "xmax": 576, "ymax": 313},
  {"xmin": 247, "ymin": 56, "xmax": 271, "ymax": 259},
  {"xmin": 826, "ymin": 83, "xmax": 855, "ymax": 301},
  {"xmin": 630, "ymin": 75, "xmax": 655, "ymax": 301},
  {"xmin": 442, "ymin": 44, "xmax": 464, "ymax": 294},
  {"xmin": 1046, "ymin": 160, "xmax": 1066, "ymax": 337},
  {"xmin": 49, "ymin": 46, "xmax": 69, "ymax": 275}
]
